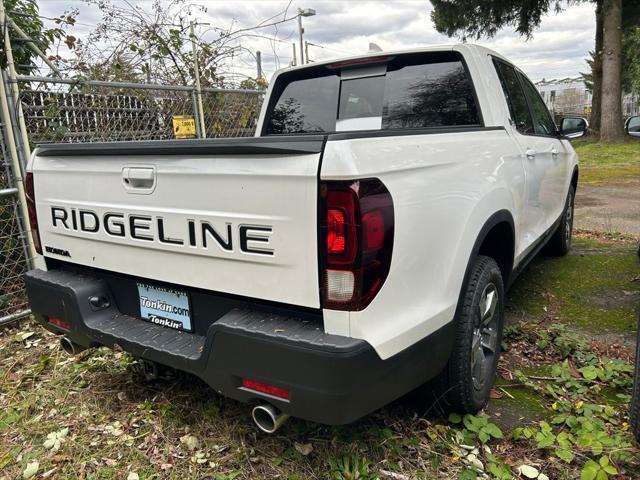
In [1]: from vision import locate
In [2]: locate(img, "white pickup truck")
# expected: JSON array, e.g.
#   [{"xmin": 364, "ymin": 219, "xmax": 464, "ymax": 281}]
[{"xmin": 24, "ymin": 44, "xmax": 581, "ymax": 432}]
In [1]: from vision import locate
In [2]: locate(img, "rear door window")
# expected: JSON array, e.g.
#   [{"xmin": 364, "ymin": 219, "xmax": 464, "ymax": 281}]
[
  {"xmin": 383, "ymin": 60, "xmax": 479, "ymax": 129},
  {"xmin": 264, "ymin": 52, "xmax": 481, "ymax": 135},
  {"xmin": 493, "ymin": 59, "xmax": 534, "ymax": 135},
  {"xmin": 519, "ymin": 74, "xmax": 557, "ymax": 136}
]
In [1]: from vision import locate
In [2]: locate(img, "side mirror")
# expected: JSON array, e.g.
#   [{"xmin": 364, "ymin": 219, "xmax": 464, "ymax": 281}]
[
  {"xmin": 559, "ymin": 116, "xmax": 588, "ymax": 139},
  {"xmin": 625, "ymin": 115, "xmax": 640, "ymax": 137}
]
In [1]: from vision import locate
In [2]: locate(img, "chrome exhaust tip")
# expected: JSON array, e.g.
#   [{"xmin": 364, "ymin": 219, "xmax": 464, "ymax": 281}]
[
  {"xmin": 251, "ymin": 403, "xmax": 289, "ymax": 434},
  {"xmin": 60, "ymin": 337, "xmax": 86, "ymax": 355}
]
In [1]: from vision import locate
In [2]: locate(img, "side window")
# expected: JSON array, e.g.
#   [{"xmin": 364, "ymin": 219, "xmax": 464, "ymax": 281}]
[
  {"xmin": 383, "ymin": 60, "xmax": 480, "ymax": 129},
  {"xmin": 493, "ymin": 60, "xmax": 534, "ymax": 135},
  {"xmin": 519, "ymin": 74, "xmax": 557, "ymax": 136},
  {"xmin": 265, "ymin": 73, "xmax": 339, "ymax": 134}
]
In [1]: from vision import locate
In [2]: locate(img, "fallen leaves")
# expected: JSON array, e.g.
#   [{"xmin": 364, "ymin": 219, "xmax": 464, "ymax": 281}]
[
  {"xmin": 489, "ymin": 390, "xmax": 503, "ymax": 399},
  {"xmin": 14, "ymin": 331, "xmax": 35, "ymax": 342},
  {"xmin": 293, "ymin": 442, "xmax": 313, "ymax": 456},
  {"xmin": 517, "ymin": 464, "xmax": 539, "ymax": 478},
  {"xmin": 22, "ymin": 461, "xmax": 39, "ymax": 479},
  {"xmin": 43, "ymin": 427, "xmax": 69, "ymax": 452},
  {"xmin": 104, "ymin": 421, "xmax": 124, "ymax": 437},
  {"xmin": 180, "ymin": 433, "xmax": 200, "ymax": 451}
]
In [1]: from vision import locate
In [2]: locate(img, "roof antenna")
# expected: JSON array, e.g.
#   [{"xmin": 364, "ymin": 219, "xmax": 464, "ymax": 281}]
[{"xmin": 368, "ymin": 42, "xmax": 383, "ymax": 52}]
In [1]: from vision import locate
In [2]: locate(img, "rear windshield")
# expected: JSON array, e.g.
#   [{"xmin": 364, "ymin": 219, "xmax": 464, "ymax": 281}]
[{"xmin": 264, "ymin": 51, "xmax": 481, "ymax": 135}]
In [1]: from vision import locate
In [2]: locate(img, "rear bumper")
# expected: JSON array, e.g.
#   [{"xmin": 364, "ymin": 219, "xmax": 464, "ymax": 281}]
[{"xmin": 24, "ymin": 268, "xmax": 453, "ymax": 425}]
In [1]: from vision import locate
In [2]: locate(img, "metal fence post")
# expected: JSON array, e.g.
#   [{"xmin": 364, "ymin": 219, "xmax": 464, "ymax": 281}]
[
  {"xmin": 0, "ymin": 69, "xmax": 36, "ymax": 264},
  {"xmin": 192, "ymin": 89, "xmax": 203, "ymax": 139},
  {"xmin": 190, "ymin": 21, "xmax": 207, "ymax": 138},
  {"xmin": 1, "ymin": 1, "xmax": 31, "ymax": 170}
]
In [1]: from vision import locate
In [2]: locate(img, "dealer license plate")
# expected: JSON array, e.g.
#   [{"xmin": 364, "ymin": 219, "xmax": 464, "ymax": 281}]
[{"xmin": 137, "ymin": 283, "xmax": 192, "ymax": 332}]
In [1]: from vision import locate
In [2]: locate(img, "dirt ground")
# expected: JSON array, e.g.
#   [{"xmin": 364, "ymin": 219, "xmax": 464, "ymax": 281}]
[{"xmin": 575, "ymin": 179, "xmax": 640, "ymax": 237}]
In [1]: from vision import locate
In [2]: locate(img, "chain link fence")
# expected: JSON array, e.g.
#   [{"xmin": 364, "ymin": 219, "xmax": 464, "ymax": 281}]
[
  {"xmin": 200, "ymin": 89, "xmax": 263, "ymax": 138},
  {"xmin": 0, "ymin": 123, "xmax": 30, "ymax": 324},
  {"xmin": 18, "ymin": 76, "xmax": 263, "ymax": 143},
  {"xmin": 0, "ymin": 74, "xmax": 264, "ymax": 325}
]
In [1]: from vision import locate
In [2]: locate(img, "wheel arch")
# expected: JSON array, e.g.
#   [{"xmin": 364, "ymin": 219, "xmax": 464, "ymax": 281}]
[
  {"xmin": 456, "ymin": 210, "xmax": 515, "ymax": 316},
  {"xmin": 571, "ymin": 165, "xmax": 579, "ymax": 193}
]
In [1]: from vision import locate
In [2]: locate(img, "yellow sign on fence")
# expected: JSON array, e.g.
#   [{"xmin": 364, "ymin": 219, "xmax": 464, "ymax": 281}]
[{"xmin": 172, "ymin": 115, "xmax": 196, "ymax": 139}]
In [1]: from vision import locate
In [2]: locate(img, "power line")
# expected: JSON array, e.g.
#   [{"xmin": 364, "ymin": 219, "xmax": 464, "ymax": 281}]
[{"xmin": 306, "ymin": 42, "xmax": 360, "ymax": 56}]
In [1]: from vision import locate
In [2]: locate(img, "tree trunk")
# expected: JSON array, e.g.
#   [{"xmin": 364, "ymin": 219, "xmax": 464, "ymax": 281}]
[
  {"xmin": 591, "ymin": 0, "xmax": 604, "ymax": 134},
  {"xmin": 600, "ymin": 0, "xmax": 624, "ymax": 142}
]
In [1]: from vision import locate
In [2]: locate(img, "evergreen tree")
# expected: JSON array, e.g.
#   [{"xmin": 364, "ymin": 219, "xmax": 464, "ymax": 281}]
[{"xmin": 430, "ymin": 0, "xmax": 627, "ymax": 142}]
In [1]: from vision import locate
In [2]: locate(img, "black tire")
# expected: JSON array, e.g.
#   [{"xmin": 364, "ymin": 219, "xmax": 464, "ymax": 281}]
[
  {"xmin": 443, "ymin": 255, "xmax": 505, "ymax": 413},
  {"xmin": 546, "ymin": 185, "xmax": 575, "ymax": 256}
]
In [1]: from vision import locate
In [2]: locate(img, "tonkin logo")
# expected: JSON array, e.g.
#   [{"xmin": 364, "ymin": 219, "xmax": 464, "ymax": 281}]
[{"xmin": 146, "ymin": 314, "xmax": 184, "ymax": 330}]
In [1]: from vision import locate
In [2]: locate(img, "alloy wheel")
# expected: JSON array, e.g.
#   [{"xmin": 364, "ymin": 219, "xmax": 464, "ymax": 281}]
[
  {"xmin": 565, "ymin": 191, "xmax": 574, "ymax": 246},
  {"xmin": 471, "ymin": 282, "xmax": 499, "ymax": 391}
]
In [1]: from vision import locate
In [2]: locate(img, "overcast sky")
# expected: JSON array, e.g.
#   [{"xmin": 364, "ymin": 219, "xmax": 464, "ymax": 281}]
[{"xmin": 39, "ymin": 0, "xmax": 596, "ymax": 83}]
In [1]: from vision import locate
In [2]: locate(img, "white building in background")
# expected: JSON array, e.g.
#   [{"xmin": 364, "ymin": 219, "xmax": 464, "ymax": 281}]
[
  {"xmin": 536, "ymin": 77, "xmax": 639, "ymax": 117},
  {"xmin": 624, "ymin": 92, "xmax": 640, "ymax": 117},
  {"xmin": 536, "ymin": 77, "xmax": 592, "ymax": 116}
]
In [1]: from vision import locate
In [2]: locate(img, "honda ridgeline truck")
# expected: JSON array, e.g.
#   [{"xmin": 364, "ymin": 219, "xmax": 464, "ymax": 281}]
[{"xmin": 24, "ymin": 45, "xmax": 581, "ymax": 432}]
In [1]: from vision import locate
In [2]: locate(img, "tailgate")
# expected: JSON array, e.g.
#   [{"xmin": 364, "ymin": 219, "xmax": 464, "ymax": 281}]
[{"xmin": 31, "ymin": 137, "xmax": 324, "ymax": 308}]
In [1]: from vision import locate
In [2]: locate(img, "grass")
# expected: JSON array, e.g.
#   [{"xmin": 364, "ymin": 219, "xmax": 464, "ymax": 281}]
[
  {"xmin": 508, "ymin": 236, "xmax": 640, "ymax": 333},
  {"xmin": 1, "ymin": 233, "xmax": 638, "ymax": 479},
  {"xmin": 0, "ymin": 335, "xmax": 438, "ymax": 479},
  {"xmin": 574, "ymin": 140, "xmax": 640, "ymax": 184}
]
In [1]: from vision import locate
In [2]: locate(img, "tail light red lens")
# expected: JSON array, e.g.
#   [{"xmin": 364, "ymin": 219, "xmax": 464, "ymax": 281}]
[
  {"xmin": 327, "ymin": 209, "xmax": 346, "ymax": 254},
  {"xmin": 47, "ymin": 316, "xmax": 70, "ymax": 330},
  {"xmin": 320, "ymin": 178, "xmax": 394, "ymax": 311},
  {"xmin": 25, "ymin": 172, "xmax": 42, "ymax": 255},
  {"xmin": 362, "ymin": 210, "xmax": 385, "ymax": 251},
  {"xmin": 325, "ymin": 189, "xmax": 358, "ymax": 265},
  {"xmin": 241, "ymin": 378, "xmax": 290, "ymax": 400}
]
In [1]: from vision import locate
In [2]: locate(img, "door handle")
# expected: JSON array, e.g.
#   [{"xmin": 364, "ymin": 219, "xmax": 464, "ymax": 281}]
[
  {"xmin": 122, "ymin": 166, "xmax": 156, "ymax": 193},
  {"xmin": 551, "ymin": 148, "xmax": 559, "ymax": 157},
  {"xmin": 525, "ymin": 149, "xmax": 536, "ymax": 160}
]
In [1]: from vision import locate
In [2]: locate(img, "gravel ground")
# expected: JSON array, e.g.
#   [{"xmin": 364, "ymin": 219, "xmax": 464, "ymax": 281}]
[{"xmin": 575, "ymin": 179, "xmax": 640, "ymax": 237}]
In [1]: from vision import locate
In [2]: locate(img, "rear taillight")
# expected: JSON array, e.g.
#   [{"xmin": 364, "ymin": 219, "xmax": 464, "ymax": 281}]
[
  {"xmin": 25, "ymin": 172, "xmax": 42, "ymax": 254},
  {"xmin": 326, "ymin": 209, "xmax": 346, "ymax": 254},
  {"xmin": 47, "ymin": 316, "xmax": 70, "ymax": 330},
  {"xmin": 320, "ymin": 179, "xmax": 394, "ymax": 311},
  {"xmin": 241, "ymin": 378, "xmax": 289, "ymax": 400}
]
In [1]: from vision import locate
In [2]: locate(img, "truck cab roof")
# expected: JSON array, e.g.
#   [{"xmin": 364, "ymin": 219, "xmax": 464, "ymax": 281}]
[{"xmin": 273, "ymin": 44, "xmax": 511, "ymax": 77}]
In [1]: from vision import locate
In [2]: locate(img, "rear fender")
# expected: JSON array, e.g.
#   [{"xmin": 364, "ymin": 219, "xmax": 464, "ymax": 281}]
[{"xmin": 448, "ymin": 190, "xmax": 516, "ymax": 318}]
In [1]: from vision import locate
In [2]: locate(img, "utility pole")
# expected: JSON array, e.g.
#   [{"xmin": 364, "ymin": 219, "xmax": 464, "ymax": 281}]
[
  {"xmin": 190, "ymin": 20, "xmax": 207, "ymax": 138},
  {"xmin": 256, "ymin": 50, "xmax": 263, "ymax": 78},
  {"xmin": 297, "ymin": 14, "xmax": 304, "ymax": 65},
  {"xmin": 291, "ymin": 43, "xmax": 297, "ymax": 67},
  {"xmin": 297, "ymin": 8, "xmax": 316, "ymax": 65},
  {"xmin": 304, "ymin": 41, "xmax": 310, "ymax": 64}
]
